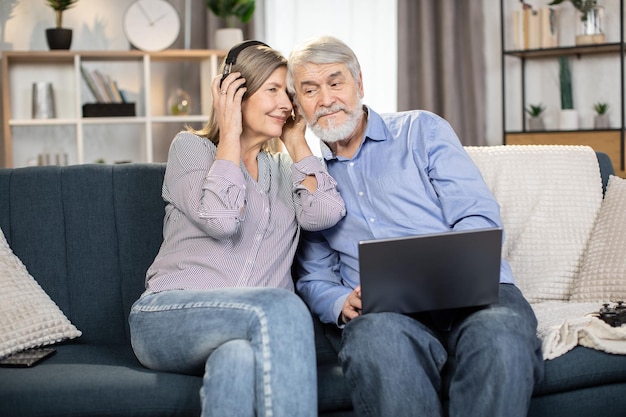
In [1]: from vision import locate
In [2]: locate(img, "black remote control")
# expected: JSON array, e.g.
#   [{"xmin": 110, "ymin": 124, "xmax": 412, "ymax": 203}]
[{"xmin": 597, "ymin": 301, "xmax": 626, "ymax": 327}]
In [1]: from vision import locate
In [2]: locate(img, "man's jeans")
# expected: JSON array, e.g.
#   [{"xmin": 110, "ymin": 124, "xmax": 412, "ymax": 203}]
[
  {"xmin": 335, "ymin": 283, "xmax": 544, "ymax": 417},
  {"xmin": 129, "ymin": 287, "xmax": 317, "ymax": 417}
]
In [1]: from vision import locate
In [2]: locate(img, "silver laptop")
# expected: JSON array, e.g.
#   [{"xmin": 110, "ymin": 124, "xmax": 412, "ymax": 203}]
[{"xmin": 358, "ymin": 228, "xmax": 502, "ymax": 315}]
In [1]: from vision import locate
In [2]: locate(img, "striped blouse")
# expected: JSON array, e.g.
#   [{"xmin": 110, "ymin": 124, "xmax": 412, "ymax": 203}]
[{"xmin": 146, "ymin": 132, "xmax": 345, "ymax": 292}]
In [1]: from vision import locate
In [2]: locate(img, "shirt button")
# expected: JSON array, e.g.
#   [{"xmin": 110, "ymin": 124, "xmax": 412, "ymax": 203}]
[
  {"xmin": 349, "ymin": 162, "xmax": 354, "ymax": 167},
  {"xmin": 369, "ymin": 218, "xmax": 375, "ymax": 222},
  {"xmin": 358, "ymin": 191, "xmax": 364, "ymax": 196}
]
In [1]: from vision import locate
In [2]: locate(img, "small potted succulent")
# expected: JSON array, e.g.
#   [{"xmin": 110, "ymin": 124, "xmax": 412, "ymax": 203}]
[
  {"xmin": 593, "ymin": 102, "xmax": 610, "ymax": 129},
  {"xmin": 206, "ymin": 0, "xmax": 256, "ymax": 50},
  {"xmin": 526, "ymin": 103, "xmax": 546, "ymax": 131},
  {"xmin": 45, "ymin": 0, "xmax": 79, "ymax": 50}
]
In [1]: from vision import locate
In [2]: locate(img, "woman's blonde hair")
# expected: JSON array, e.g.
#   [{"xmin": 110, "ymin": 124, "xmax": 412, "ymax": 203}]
[{"xmin": 188, "ymin": 42, "xmax": 287, "ymax": 151}]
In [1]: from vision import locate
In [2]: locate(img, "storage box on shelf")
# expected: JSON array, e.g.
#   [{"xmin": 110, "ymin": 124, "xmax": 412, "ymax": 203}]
[
  {"xmin": 1, "ymin": 50, "xmax": 225, "ymax": 168},
  {"xmin": 500, "ymin": 0, "xmax": 625, "ymax": 178}
]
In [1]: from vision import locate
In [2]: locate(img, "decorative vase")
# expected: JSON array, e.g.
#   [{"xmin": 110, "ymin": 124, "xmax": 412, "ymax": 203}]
[
  {"xmin": 214, "ymin": 28, "xmax": 243, "ymax": 51},
  {"xmin": 46, "ymin": 28, "xmax": 72, "ymax": 50},
  {"xmin": 167, "ymin": 88, "xmax": 192, "ymax": 116},
  {"xmin": 558, "ymin": 109, "xmax": 579, "ymax": 130},
  {"xmin": 594, "ymin": 114, "xmax": 610, "ymax": 129},
  {"xmin": 528, "ymin": 116, "xmax": 545, "ymax": 131},
  {"xmin": 575, "ymin": 6, "xmax": 605, "ymax": 45}
]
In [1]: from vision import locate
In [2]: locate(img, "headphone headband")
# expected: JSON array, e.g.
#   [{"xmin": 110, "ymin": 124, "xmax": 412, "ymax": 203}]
[
  {"xmin": 224, "ymin": 40, "xmax": 269, "ymax": 66},
  {"xmin": 220, "ymin": 40, "xmax": 269, "ymax": 89}
]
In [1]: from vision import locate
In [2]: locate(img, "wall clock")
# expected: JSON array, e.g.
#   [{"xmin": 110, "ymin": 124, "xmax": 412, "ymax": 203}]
[{"xmin": 123, "ymin": 0, "xmax": 181, "ymax": 52}]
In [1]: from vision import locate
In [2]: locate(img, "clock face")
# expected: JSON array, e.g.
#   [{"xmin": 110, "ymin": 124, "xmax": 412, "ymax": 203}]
[{"xmin": 123, "ymin": 0, "xmax": 181, "ymax": 52}]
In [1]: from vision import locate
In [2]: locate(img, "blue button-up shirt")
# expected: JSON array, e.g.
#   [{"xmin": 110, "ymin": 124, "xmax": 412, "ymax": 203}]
[{"xmin": 296, "ymin": 107, "xmax": 514, "ymax": 324}]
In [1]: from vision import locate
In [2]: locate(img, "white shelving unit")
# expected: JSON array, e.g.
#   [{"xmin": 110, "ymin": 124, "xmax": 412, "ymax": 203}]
[{"xmin": 1, "ymin": 50, "xmax": 225, "ymax": 168}]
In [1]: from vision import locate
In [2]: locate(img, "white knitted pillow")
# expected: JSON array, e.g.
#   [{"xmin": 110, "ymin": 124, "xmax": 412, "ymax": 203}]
[
  {"xmin": 465, "ymin": 145, "xmax": 603, "ymax": 303},
  {"xmin": 571, "ymin": 175, "xmax": 626, "ymax": 302},
  {"xmin": 0, "ymin": 228, "xmax": 81, "ymax": 359}
]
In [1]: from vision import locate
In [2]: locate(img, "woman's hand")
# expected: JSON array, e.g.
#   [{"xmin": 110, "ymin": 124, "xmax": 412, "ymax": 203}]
[
  {"xmin": 280, "ymin": 105, "xmax": 311, "ymax": 161},
  {"xmin": 281, "ymin": 105, "xmax": 318, "ymax": 192},
  {"xmin": 212, "ymin": 72, "xmax": 246, "ymax": 164}
]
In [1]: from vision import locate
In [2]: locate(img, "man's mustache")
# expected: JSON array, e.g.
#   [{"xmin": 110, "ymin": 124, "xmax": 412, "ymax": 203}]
[{"xmin": 314, "ymin": 105, "xmax": 347, "ymax": 124}]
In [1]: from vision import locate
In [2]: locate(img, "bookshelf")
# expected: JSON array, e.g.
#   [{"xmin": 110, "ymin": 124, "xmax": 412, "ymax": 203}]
[
  {"xmin": 500, "ymin": 0, "xmax": 625, "ymax": 177},
  {"xmin": 1, "ymin": 50, "xmax": 225, "ymax": 168}
]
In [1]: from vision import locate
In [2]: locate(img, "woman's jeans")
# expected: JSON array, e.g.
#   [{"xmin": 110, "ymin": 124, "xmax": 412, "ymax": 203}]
[
  {"xmin": 129, "ymin": 287, "xmax": 317, "ymax": 417},
  {"xmin": 335, "ymin": 283, "xmax": 544, "ymax": 417}
]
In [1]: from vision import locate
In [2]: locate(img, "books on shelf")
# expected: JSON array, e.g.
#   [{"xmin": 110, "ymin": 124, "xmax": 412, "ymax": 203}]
[
  {"xmin": 539, "ymin": 7, "xmax": 558, "ymax": 48},
  {"xmin": 80, "ymin": 65, "xmax": 126, "ymax": 104},
  {"xmin": 512, "ymin": 5, "xmax": 558, "ymax": 50}
]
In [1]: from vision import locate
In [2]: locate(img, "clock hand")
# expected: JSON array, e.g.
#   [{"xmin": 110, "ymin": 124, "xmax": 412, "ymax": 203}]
[
  {"xmin": 137, "ymin": 2, "xmax": 154, "ymax": 25},
  {"xmin": 151, "ymin": 13, "xmax": 169, "ymax": 25}
]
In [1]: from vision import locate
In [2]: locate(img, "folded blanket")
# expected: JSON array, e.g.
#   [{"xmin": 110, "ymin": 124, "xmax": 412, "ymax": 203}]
[{"xmin": 532, "ymin": 301, "xmax": 626, "ymax": 360}]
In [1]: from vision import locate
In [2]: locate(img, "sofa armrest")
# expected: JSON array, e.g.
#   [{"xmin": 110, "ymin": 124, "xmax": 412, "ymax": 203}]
[{"xmin": 596, "ymin": 152, "xmax": 615, "ymax": 195}]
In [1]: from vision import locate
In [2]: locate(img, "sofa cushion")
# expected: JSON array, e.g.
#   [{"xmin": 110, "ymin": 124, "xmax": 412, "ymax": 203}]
[
  {"xmin": 571, "ymin": 175, "xmax": 626, "ymax": 302},
  {"xmin": 0, "ymin": 228, "xmax": 81, "ymax": 358},
  {"xmin": 465, "ymin": 145, "xmax": 603, "ymax": 303},
  {"xmin": 0, "ymin": 164, "xmax": 166, "ymax": 346},
  {"xmin": 534, "ymin": 345, "xmax": 626, "ymax": 395},
  {"xmin": 0, "ymin": 344, "xmax": 202, "ymax": 417}
]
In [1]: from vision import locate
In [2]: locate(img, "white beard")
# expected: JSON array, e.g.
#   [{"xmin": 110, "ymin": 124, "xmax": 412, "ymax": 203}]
[{"xmin": 301, "ymin": 100, "xmax": 363, "ymax": 143}]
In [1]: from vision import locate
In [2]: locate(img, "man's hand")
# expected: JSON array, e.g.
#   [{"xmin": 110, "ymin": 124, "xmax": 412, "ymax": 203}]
[{"xmin": 340, "ymin": 285, "xmax": 362, "ymax": 324}]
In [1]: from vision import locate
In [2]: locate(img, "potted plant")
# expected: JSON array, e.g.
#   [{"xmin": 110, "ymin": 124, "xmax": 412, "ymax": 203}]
[
  {"xmin": 206, "ymin": 0, "xmax": 256, "ymax": 50},
  {"xmin": 558, "ymin": 56, "xmax": 578, "ymax": 130},
  {"xmin": 548, "ymin": 0, "xmax": 605, "ymax": 45},
  {"xmin": 45, "ymin": 0, "xmax": 78, "ymax": 50},
  {"xmin": 526, "ymin": 103, "xmax": 546, "ymax": 131},
  {"xmin": 593, "ymin": 102, "xmax": 610, "ymax": 129}
]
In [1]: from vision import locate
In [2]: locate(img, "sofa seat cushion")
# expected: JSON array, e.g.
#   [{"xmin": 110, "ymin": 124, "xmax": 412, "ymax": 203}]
[
  {"xmin": 533, "ymin": 346, "xmax": 626, "ymax": 396},
  {"xmin": 0, "ymin": 344, "xmax": 202, "ymax": 417}
]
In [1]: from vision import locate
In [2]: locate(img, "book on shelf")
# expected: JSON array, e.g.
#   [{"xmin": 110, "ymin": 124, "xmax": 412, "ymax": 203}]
[
  {"xmin": 80, "ymin": 65, "xmax": 105, "ymax": 102},
  {"xmin": 539, "ymin": 7, "xmax": 558, "ymax": 48},
  {"xmin": 512, "ymin": 5, "xmax": 558, "ymax": 51},
  {"xmin": 80, "ymin": 66, "xmax": 125, "ymax": 104}
]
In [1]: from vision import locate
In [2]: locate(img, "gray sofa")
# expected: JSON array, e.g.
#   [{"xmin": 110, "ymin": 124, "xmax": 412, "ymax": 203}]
[{"xmin": 0, "ymin": 149, "xmax": 625, "ymax": 417}]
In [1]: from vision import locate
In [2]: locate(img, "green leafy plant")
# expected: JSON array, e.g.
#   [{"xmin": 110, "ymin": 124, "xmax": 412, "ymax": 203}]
[
  {"xmin": 548, "ymin": 0, "xmax": 597, "ymax": 22},
  {"xmin": 559, "ymin": 56, "xmax": 574, "ymax": 110},
  {"xmin": 206, "ymin": 0, "xmax": 255, "ymax": 27},
  {"xmin": 46, "ymin": 0, "xmax": 78, "ymax": 28},
  {"xmin": 593, "ymin": 102, "xmax": 609, "ymax": 115},
  {"xmin": 526, "ymin": 103, "xmax": 546, "ymax": 117}
]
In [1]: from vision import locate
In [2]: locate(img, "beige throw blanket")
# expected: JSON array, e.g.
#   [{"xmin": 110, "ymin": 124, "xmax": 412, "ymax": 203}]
[{"xmin": 533, "ymin": 301, "xmax": 626, "ymax": 360}]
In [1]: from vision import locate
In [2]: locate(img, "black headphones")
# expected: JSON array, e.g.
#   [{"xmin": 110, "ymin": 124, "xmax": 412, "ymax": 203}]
[{"xmin": 220, "ymin": 40, "xmax": 269, "ymax": 88}]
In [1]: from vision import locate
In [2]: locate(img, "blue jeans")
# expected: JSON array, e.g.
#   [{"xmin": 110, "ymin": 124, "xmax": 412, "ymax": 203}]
[
  {"xmin": 336, "ymin": 284, "xmax": 544, "ymax": 417},
  {"xmin": 129, "ymin": 287, "xmax": 317, "ymax": 417}
]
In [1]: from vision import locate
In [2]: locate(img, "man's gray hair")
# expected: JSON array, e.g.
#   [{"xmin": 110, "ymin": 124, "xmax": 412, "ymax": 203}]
[{"xmin": 287, "ymin": 35, "xmax": 362, "ymax": 96}]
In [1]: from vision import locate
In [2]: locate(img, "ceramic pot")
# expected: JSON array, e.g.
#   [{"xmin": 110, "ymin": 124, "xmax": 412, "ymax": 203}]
[
  {"xmin": 528, "ymin": 117, "xmax": 545, "ymax": 131},
  {"xmin": 559, "ymin": 109, "xmax": 579, "ymax": 130},
  {"xmin": 594, "ymin": 114, "xmax": 610, "ymax": 129},
  {"xmin": 46, "ymin": 28, "xmax": 72, "ymax": 50},
  {"xmin": 214, "ymin": 28, "xmax": 243, "ymax": 51}
]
